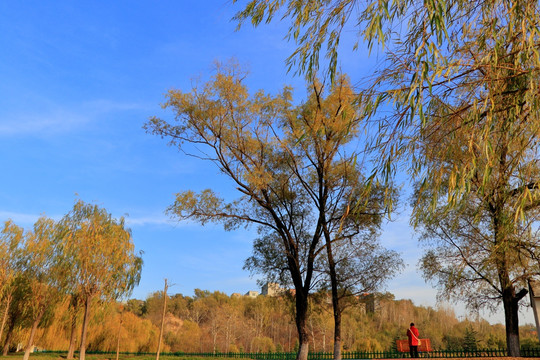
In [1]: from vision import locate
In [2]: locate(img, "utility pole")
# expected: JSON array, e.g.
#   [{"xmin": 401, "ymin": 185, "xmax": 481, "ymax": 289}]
[{"xmin": 156, "ymin": 279, "xmax": 168, "ymax": 360}]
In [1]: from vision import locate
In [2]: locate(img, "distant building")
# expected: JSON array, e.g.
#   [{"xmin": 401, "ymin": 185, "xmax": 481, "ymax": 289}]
[
  {"xmin": 261, "ymin": 282, "xmax": 283, "ymax": 297},
  {"xmin": 359, "ymin": 293, "xmax": 380, "ymax": 314},
  {"xmin": 245, "ymin": 290, "xmax": 259, "ymax": 298},
  {"xmin": 231, "ymin": 293, "xmax": 242, "ymax": 298}
]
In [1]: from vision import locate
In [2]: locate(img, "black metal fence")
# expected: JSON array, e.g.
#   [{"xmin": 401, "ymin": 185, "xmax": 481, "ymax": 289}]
[
  {"xmin": 153, "ymin": 349, "xmax": 540, "ymax": 359},
  {"xmin": 49, "ymin": 348, "xmax": 540, "ymax": 359}
]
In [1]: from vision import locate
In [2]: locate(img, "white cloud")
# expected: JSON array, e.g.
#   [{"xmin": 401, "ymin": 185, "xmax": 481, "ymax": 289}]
[
  {"xmin": 0, "ymin": 209, "xmax": 183, "ymax": 229},
  {"xmin": 81, "ymin": 99, "xmax": 151, "ymax": 113},
  {"xmin": 124, "ymin": 215, "xmax": 173, "ymax": 227},
  {"xmin": 0, "ymin": 99, "xmax": 150, "ymax": 137},
  {"xmin": 123, "ymin": 214, "xmax": 215, "ymax": 229},
  {"xmin": 0, "ymin": 109, "xmax": 89, "ymax": 136},
  {"xmin": 0, "ymin": 210, "xmax": 61, "ymax": 226}
]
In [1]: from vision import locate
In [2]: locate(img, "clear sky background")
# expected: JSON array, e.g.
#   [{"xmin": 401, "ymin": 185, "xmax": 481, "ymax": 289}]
[{"xmin": 0, "ymin": 1, "xmax": 535, "ymax": 326}]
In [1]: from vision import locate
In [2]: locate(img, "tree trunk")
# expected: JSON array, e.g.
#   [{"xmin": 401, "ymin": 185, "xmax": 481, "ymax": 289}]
[
  {"xmin": 295, "ymin": 290, "xmax": 310, "ymax": 360},
  {"xmin": 67, "ymin": 311, "xmax": 78, "ymax": 359},
  {"xmin": 297, "ymin": 339, "xmax": 309, "ymax": 360},
  {"xmin": 309, "ymin": 316, "xmax": 316, "ymax": 351},
  {"xmin": 79, "ymin": 295, "xmax": 93, "ymax": 360},
  {"xmin": 324, "ymin": 229, "xmax": 342, "ymax": 360},
  {"xmin": 333, "ymin": 311, "xmax": 342, "ymax": 360},
  {"xmin": 328, "ymin": 261, "xmax": 342, "ymax": 360},
  {"xmin": 0, "ymin": 292, "xmax": 12, "ymax": 344},
  {"xmin": 502, "ymin": 287, "xmax": 522, "ymax": 357},
  {"xmin": 492, "ymin": 203, "xmax": 526, "ymax": 358},
  {"xmin": 23, "ymin": 308, "xmax": 45, "ymax": 360},
  {"xmin": 212, "ymin": 326, "xmax": 218, "ymax": 354},
  {"xmin": 2, "ymin": 331, "xmax": 11, "ymax": 356},
  {"xmin": 115, "ymin": 310, "xmax": 123, "ymax": 360},
  {"xmin": 2, "ymin": 313, "xmax": 17, "ymax": 356}
]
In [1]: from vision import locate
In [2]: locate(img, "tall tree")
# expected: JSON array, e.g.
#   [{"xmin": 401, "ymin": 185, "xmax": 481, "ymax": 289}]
[
  {"xmin": 414, "ymin": 94, "xmax": 540, "ymax": 355},
  {"xmin": 244, "ymin": 82, "xmax": 403, "ymax": 360},
  {"xmin": 0, "ymin": 220, "xmax": 24, "ymax": 345},
  {"xmin": 59, "ymin": 200, "xmax": 143, "ymax": 360},
  {"xmin": 146, "ymin": 63, "xmax": 387, "ymax": 360},
  {"xmin": 412, "ymin": 26, "xmax": 540, "ymax": 349},
  {"xmin": 288, "ymin": 75, "xmax": 401, "ymax": 360},
  {"xmin": 21, "ymin": 216, "xmax": 65, "ymax": 360}
]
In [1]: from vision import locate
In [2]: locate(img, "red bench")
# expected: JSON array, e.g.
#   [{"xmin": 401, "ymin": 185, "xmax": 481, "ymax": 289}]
[{"xmin": 396, "ymin": 339, "xmax": 433, "ymax": 352}]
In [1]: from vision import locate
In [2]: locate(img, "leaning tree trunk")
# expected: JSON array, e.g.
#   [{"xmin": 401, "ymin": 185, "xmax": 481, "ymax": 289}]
[
  {"xmin": 0, "ymin": 292, "xmax": 13, "ymax": 344},
  {"xmin": 2, "ymin": 314, "xmax": 17, "ymax": 356},
  {"xmin": 2, "ymin": 331, "xmax": 11, "ymax": 356},
  {"xmin": 67, "ymin": 310, "xmax": 78, "ymax": 359},
  {"xmin": 79, "ymin": 295, "xmax": 93, "ymax": 360},
  {"xmin": 23, "ymin": 308, "xmax": 45, "ymax": 360}
]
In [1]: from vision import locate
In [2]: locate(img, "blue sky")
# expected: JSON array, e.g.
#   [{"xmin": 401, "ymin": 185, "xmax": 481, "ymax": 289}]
[{"xmin": 0, "ymin": 1, "xmax": 533, "ymax": 325}]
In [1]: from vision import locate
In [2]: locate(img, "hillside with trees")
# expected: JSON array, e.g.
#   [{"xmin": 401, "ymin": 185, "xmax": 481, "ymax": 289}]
[
  {"xmin": 3, "ymin": 288, "xmax": 539, "ymax": 355},
  {"xmin": 124, "ymin": 290, "xmax": 540, "ymax": 353}
]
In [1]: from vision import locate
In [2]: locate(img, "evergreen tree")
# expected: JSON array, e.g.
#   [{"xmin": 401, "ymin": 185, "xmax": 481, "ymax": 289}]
[
  {"xmin": 390, "ymin": 333, "xmax": 400, "ymax": 353},
  {"xmin": 443, "ymin": 335, "xmax": 462, "ymax": 351},
  {"xmin": 463, "ymin": 326, "xmax": 478, "ymax": 352}
]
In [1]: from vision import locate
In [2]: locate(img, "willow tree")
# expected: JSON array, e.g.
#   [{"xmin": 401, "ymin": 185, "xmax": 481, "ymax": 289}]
[
  {"xmin": 0, "ymin": 220, "xmax": 24, "ymax": 345},
  {"xmin": 233, "ymin": 0, "xmax": 540, "ymax": 202},
  {"xmin": 146, "ymin": 64, "xmax": 391, "ymax": 360},
  {"xmin": 413, "ymin": 61, "xmax": 540, "ymax": 355},
  {"xmin": 21, "ymin": 217, "xmax": 66, "ymax": 360},
  {"xmin": 60, "ymin": 200, "xmax": 143, "ymax": 360},
  {"xmin": 409, "ymin": 6, "xmax": 540, "ymax": 353}
]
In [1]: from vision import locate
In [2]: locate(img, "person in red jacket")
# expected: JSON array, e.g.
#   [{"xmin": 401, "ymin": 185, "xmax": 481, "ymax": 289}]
[{"xmin": 407, "ymin": 322, "xmax": 420, "ymax": 358}]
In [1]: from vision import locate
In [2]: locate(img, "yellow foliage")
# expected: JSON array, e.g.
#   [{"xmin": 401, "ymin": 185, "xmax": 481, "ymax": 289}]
[
  {"xmin": 165, "ymin": 319, "xmax": 201, "ymax": 352},
  {"xmin": 15, "ymin": 292, "xmax": 533, "ymax": 354},
  {"xmin": 251, "ymin": 336, "xmax": 275, "ymax": 353},
  {"xmin": 352, "ymin": 337, "xmax": 383, "ymax": 352}
]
